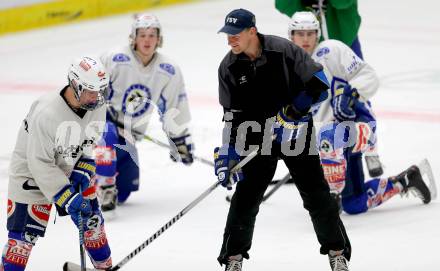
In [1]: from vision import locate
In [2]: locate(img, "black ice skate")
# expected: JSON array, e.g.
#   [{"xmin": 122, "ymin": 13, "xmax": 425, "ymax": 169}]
[
  {"xmin": 225, "ymin": 255, "xmax": 243, "ymax": 271},
  {"xmin": 328, "ymin": 250, "xmax": 349, "ymax": 271},
  {"xmin": 365, "ymin": 154, "xmax": 384, "ymax": 177},
  {"xmin": 392, "ymin": 163, "xmax": 432, "ymax": 204},
  {"xmin": 330, "ymin": 192, "xmax": 342, "ymax": 214},
  {"xmin": 98, "ymin": 184, "xmax": 118, "ymax": 212}
]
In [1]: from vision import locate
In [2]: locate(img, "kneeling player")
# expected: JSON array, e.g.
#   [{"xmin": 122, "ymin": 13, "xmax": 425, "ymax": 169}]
[{"xmin": 319, "ymin": 121, "xmax": 435, "ymax": 214}]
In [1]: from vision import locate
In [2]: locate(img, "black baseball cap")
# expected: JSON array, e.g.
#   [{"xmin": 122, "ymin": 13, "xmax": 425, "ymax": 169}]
[{"xmin": 218, "ymin": 8, "xmax": 256, "ymax": 35}]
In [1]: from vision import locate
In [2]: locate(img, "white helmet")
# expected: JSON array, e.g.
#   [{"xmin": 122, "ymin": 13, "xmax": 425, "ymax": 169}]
[
  {"xmin": 288, "ymin": 11, "xmax": 321, "ymax": 41},
  {"xmin": 67, "ymin": 56, "xmax": 109, "ymax": 111},
  {"xmin": 129, "ymin": 13, "xmax": 163, "ymax": 49}
]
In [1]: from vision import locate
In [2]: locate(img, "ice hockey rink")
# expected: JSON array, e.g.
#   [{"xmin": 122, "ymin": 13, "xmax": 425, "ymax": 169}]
[{"xmin": 0, "ymin": 0, "xmax": 439, "ymax": 270}]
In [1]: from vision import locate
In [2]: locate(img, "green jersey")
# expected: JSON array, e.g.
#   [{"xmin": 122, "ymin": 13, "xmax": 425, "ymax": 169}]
[{"xmin": 275, "ymin": 0, "xmax": 361, "ymax": 46}]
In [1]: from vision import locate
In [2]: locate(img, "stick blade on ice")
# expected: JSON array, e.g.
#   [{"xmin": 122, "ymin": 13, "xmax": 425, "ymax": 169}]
[{"xmin": 63, "ymin": 262, "xmax": 97, "ymax": 271}]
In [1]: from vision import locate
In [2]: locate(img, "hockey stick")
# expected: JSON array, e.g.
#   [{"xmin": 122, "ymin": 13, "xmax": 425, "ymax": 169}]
[
  {"xmin": 63, "ymin": 143, "xmax": 264, "ymax": 271},
  {"xmin": 270, "ymin": 176, "xmax": 294, "ymax": 185},
  {"xmin": 225, "ymin": 174, "xmax": 294, "ymax": 202},
  {"xmin": 111, "ymin": 116, "xmax": 214, "ymax": 167},
  {"xmin": 262, "ymin": 173, "xmax": 292, "ymax": 202},
  {"xmin": 78, "ymin": 189, "xmax": 87, "ymax": 271},
  {"xmin": 142, "ymin": 134, "xmax": 214, "ymax": 167},
  {"xmin": 318, "ymin": 0, "xmax": 329, "ymax": 40}
]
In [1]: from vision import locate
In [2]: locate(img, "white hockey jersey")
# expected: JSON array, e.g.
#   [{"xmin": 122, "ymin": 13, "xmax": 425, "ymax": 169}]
[
  {"xmin": 100, "ymin": 46, "xmax": 191, "ymax": 138},
  {"xmin": 8, "ymin": 88, "xmax": 105, "ymax": 204},
  {"xmin": 311, "ymin": 39, "xmax": 379, "ymax": 123}
]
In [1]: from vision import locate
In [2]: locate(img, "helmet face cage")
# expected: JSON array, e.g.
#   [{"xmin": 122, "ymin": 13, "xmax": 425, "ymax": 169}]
[
  {"xmin": 288, "ymin": 11, "xmax": 321, "ymax": 41},
  {"xmin": 68, "ymin": 56, "xmax": 109, "ymax": 111},
  {"xmin": 129, "ymin": 13, "xmax": 163, "ymax": 49}
]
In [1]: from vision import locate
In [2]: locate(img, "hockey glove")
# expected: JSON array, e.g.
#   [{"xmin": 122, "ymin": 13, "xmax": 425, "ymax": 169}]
[
  {"xmin": 214, "ymin": 145, "xmax": 244, "ymax": 190},
  {"xmin": 54, "ymin": 185, "xmax": 92, "ymax": 227},
  {"xmin": 70, "ymin": 157, "xmax": 97, "ymax": 200},
  {"xmin": 170, "ymin": 134, "xmax": 194, "ymax": 165},
  {"xmin": 332, "ymin": 84, "xmax": 358, "ymax": 122},
  {"xmin": 274, "ymin": 105, "xmax": 311, "ymax": 143}
]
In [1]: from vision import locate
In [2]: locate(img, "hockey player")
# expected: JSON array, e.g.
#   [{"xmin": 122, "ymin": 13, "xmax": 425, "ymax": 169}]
[
  {"xmin": 1, "ymin": 56, "xmax": 112, "ymax": 270},
  {"xmin": 96, "ymin": 13, "xmax": 194, "ymax": 211},
  {"xmin": 214, "ymin": 9, "xmax": 351, "ymax": 271},
  {"xmin": 288, "ymin": 11, "xmax": 434, "ymax": 214}
]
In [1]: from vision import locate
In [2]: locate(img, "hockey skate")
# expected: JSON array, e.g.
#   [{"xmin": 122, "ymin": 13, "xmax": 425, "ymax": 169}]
[
  {"xmin": 98, "ymin": 184, "xmax": 118, "ymax": 212},
  {"xmin": 365, "ymin": 154, "xmax": 384, "ymax": 177},
  {"xmin": 224, "ymin": 255, "xmax": 243, "ymax": 271},
  {"xmin": 328, "ymin": 250, "xmax": 349, "ymax": 271},
  {"xmin": 330, "ymin": 192, "xmax": 342, "ymax": 214},
  {"xmin": 392, "ymin": 159, "xmax": 437, "ymax": 204}
]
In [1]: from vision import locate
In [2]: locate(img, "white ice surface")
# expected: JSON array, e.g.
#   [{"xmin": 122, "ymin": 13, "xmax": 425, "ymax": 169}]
[{"xmin": 0, "ymin": 0, "xmax": 439, "ymax": 270}]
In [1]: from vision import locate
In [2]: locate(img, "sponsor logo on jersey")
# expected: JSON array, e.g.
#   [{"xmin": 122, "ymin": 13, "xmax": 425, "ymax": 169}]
[
  {"xmin": 346, "ymin": 56, "xmax": 361, "ymax": 74},
  {"xmin": 7, "ymin": 199, "xmax": 15, "ymax": 218},
  {"xmin": 322, "ymin": 160, "xmax": 346, "ymax": 190},
  {"xmin": 22, "ymin": 179, "xmax": 40, "ymax": 191},
  {"xmin": 238, "ymin": 75, "xmax": 247, "ymax": 85},
  {"xmin": 122, "ymin": 84, "xmax": 152, "ymax": 117},
  {"xmin": 316, "ymin": 47, "xmax": 330, "ymax": 57},
  {"xmin": 53, "ymin": 139, "xmax": 95, "ymax": 159},
  {"xmin": 84, "ymin": 226, "xmax": 108, "ymax": 249},
  {"xmin": 112, "ymin": 53, "xmax": 130, "ymax": 62},
  {"xmin": 353, "ymin": 122, "xmax": 372, "ymax": 153},
  {"xmin": 79, "ymin": 60, "xmax": 91, "ymax": 71},
  {"xmin": 159, "ymin": 63, "xmax": 175, "ymax": 75},
  {"xmin": 94, "ymin": 146, "xmax": 116, "ymax": 166},
  {"xmin": 4, "ymin": 239, "xmax": 31, "ymax": 267},
  {"xmin": 28, "ymin": 204, "xmax": 51, "ymax": 227}
]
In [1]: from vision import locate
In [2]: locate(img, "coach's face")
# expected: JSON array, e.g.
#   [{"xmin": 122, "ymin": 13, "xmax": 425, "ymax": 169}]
[{"xmin": 227, "ymin": 27, "xmax": 256, "ymax": 55}]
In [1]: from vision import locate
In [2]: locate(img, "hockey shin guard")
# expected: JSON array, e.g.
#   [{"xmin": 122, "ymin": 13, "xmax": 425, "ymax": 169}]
[{"xmin": 1, "ymin": 232, "xmax": 36, "ymax": 271}]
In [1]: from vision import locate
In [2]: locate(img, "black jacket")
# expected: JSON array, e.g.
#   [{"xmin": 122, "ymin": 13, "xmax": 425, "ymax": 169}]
[{"xmin": 218, "ymin": 33, "xmax": 328, "ymax": 145}]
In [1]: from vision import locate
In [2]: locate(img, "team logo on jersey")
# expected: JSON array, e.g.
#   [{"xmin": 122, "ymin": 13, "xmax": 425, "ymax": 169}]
[
  {"xmin": 122, "ymin": 84, "xmax": 152, "ymax": 117},
  {"xmin": 113, "ymin": 53, "xmax": 130, "ymax": 62},
  {"xmin": 320, "ymin": 139, "xmax": 333, "ymax": 154},
  {"xmin": 159, "ymin": 63, "xmax": 175, "ymax": 75},
  {"xmin": 316, "ymin": 47, "xmax": 330, "ymax": 57}
]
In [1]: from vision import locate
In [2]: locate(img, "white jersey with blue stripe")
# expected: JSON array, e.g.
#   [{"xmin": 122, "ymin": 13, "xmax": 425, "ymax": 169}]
[
  {"xmin": 100, "ymin": 46, "xmax": 191, "ymax": 138},
  {"xmin": 311, "ymin": 39, "xmax": 379, "ymax": 124}
]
